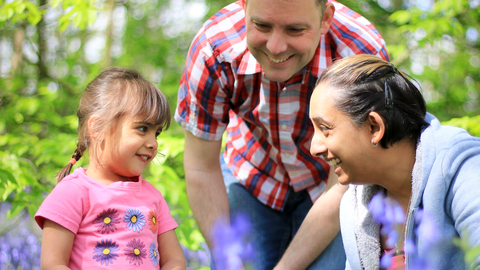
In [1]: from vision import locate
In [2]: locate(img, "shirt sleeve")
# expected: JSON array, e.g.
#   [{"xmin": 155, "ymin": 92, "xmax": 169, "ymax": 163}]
[
  {"xmin": 35, "ymin": 180, "xmax": 87, "ymax": 234},
  {"xmin": 329, "ymin": 1, "xmax": 390, "ymax": 61},
  {"xmin": 156, "ymin": 192, "xmax": 178, "ymax": 235},
  {"xmin": 449, "ymin": 143, "xmax": 480, "ymax": 259},
  {"xmin": 174, "ymin": 26, "xmax": 235, "ymax": 141}
]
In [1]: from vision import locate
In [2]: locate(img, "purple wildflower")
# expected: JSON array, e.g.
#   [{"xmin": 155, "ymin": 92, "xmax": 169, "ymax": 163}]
[{"xmin": 210, "ymin": 214, "xmax": 255, "ymax": 270}]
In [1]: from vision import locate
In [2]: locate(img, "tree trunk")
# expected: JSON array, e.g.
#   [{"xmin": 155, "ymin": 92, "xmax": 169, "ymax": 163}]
[
  {"xmin": 10, "ymin": 24, "xmax": 25, "ymax": 79},
  {"xmin": 103, "ymin": 0, "xmax": 116, "ymax": 68},
  {"xmin": 37, "ymin": 0, "xmax": 48, "ymax": 81}
]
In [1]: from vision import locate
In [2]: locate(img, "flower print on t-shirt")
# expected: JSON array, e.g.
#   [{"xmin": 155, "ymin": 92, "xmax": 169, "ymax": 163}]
[
  {"xmin": 147, "ymin": 209, "xmax": 158, "ymax": 234},
  {"xmin": 92, "ymin": 238, "xmax": 119, "ymax": 266},
  {"xmin": 124, "ymin": 208, "xmax": 146, "ymax": 232},
  {"xmin": 149, "ymin": 241, "xmax": 159, "ymax": 266},
  {"xmin": 124, "ymin": 238, "xmax": 146, "ymax": 265},
  {"xmin": 93, "ymin": 208, "xmax": 121, "ymax": 234}
]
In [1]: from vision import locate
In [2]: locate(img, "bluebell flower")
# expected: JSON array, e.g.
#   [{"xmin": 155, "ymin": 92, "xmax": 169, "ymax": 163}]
[
  {"xmin": 124, "ymin": 208, "xmax": 146, "ymax": 233},
  {"xmin": 211, "ymin": 214, "xmax": 255, "ymax": 270},
  {"xmin": 148, "ymin": 241, "xmax": 159, "ymax": 266},
  {"xmin": 92, "ymin": 239, "xmax": 120, "ymax": 266},
  {"xmin": 368, "ymin": 192, "xmax": 405, "ymax": 245}
]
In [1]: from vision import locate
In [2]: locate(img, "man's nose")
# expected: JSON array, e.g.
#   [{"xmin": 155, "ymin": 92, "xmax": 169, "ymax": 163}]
[{"xmin": 266, "ymin": 29, "xmax": 288, "ymax": 56}]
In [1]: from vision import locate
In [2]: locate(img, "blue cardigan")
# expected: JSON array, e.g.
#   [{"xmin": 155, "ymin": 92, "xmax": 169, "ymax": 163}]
[{"xmin": 340, "ymin": 113, "xmax": 480, "ymax": 270}]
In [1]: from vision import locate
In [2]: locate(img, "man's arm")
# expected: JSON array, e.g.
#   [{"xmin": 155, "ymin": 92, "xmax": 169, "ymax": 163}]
[
  {"xmin": 183, "ymin": 130, "xmax": 229, "ymax": 248},
  {"xmin": 274, "ymin": 167, "xmax": 349, "ymax": 270}
]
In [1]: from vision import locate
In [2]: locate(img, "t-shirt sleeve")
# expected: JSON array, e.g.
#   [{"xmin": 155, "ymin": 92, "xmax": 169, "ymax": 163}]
[
  {"xmin": 35, "ymin": 180, "xmax": 86, "ymax": 234},
  {"xmin": 156, "ymin": 193, "xmax": 178, "ymax": 235}
]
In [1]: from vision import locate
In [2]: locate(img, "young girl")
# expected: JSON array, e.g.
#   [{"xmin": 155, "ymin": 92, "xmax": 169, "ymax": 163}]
[{"xmin": 35, "ymin": 68, "xmax": 186, "ymax": 270}]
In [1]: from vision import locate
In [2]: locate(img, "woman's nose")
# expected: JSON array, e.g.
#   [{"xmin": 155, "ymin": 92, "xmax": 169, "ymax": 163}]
[{"xmin": 310, "ymin": 134, "xmax": 327, "ymax": 157}]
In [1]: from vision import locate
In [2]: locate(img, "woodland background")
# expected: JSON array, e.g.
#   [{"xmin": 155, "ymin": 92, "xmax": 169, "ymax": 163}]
[{"xmin": 0, "ymin": 0, "xmax": 479, "ymax": 268}]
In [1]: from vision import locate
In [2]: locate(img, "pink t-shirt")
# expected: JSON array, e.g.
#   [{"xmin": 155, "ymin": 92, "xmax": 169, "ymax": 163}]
[{"xmin": 35, "ymin": 168, "xmax": 178, "ymax": 269}]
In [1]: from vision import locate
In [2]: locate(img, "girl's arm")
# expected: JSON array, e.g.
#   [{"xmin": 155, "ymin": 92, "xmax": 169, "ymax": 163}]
[
  {"xmin": 158, "ymin": 229, "xmax": 187, "ymax": 270},
  {"xmin": 41, "ymin": 219, "xmax": 75, "ymax": 270}
]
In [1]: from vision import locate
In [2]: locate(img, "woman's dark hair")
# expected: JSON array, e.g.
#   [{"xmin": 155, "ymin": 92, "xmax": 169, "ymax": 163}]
[
  {"xmin": 55, "ymin": 68, "xmax": 171, "ymax": 183},
  {"xmin": 316, "ymin": 54, "xmax": 428, "ymax": 148}
]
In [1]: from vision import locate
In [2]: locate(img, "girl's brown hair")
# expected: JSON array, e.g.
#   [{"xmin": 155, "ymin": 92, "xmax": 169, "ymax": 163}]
[{"xmin": 56, "ymin": 68, "xmax": 171, "ymax": 183}]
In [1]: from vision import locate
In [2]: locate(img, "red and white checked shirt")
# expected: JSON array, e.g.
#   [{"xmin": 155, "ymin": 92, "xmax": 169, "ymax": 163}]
[{"xmin": 175, "ymin": 0, "xmax": 389, "ymax": 210}]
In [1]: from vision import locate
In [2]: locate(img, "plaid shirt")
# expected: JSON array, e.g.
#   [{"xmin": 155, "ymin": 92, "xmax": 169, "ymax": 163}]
[{"xmin": 175, "ymin": 0, "xmax": 389, "ymax": 210}]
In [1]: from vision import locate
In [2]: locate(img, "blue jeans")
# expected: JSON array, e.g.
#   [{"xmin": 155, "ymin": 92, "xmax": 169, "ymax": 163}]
[{"xmin": 211, "ymin": 157, "xmax": 346, "ymax": 270}]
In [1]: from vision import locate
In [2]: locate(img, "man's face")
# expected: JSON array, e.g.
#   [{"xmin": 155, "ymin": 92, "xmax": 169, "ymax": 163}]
[{"xmin": 245, "ymin": 0, "xmax": 327, "ymax": 82}]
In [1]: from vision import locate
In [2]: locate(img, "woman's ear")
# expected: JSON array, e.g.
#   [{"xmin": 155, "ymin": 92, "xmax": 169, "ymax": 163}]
[{"xmin": 368, "ymin": 112, "xmax": 385, "ymax": 146}]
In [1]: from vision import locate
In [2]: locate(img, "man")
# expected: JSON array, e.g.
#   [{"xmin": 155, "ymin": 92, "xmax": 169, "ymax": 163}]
[{"xmin": 175, "ymin": 0, "xmax": 389, "ymax": 268}]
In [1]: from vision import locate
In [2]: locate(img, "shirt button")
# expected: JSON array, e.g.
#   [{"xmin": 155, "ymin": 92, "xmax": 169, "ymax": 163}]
[{"xmin": 281, "ymin": 124, "xmax": 287, "ymax": 130}]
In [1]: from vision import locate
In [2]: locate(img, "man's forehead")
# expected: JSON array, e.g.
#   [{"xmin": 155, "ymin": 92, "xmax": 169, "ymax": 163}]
[{"xmin": 243, "ymin": 0, "xmax": 321, "ymax": 8}]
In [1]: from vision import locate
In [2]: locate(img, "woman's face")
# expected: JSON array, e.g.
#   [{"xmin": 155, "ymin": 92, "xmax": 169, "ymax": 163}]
[{"xmin": 309, "ymin": 84, "xmax": 376, "ymax": 185}]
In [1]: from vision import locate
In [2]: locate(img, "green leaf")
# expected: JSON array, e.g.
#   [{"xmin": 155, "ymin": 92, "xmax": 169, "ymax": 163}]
[
  {"xmin": 73, "ymin": 11, "xmax": 83, "ymax": 28},
  {"xmin": 87, "ymin": 9, "xmax": 96, "ymax": 26},
  {"xmin": 49, "ymin": 0, "xmax": 63, "ymax": 8},
  {"xmin": 389, "ymin": 10, "xmax": 411, "ymax": 24},
  {"xmin": 14, "ymin": 2, "xmax": 26, "ymax": 14}
]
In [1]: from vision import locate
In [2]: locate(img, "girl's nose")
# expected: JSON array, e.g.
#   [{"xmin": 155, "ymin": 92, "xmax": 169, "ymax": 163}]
[{"xmin": 145, "ymin": 134, "xmax": 158, "ymax": 150}]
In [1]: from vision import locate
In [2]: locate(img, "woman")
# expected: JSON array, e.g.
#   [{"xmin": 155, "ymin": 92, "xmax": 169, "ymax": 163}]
[{"xmin": 309, "ymin": 54, "xmax": 480, "ymax": 269}]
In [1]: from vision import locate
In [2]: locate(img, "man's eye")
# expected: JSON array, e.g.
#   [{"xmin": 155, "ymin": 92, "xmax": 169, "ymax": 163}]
[
  {"xmin": 254, "ymin": 23, "xmax": 268, "ymax": 29},
  {"xmin": 289, "ymin": 28, "xmax": 304, "ymax": 33}
]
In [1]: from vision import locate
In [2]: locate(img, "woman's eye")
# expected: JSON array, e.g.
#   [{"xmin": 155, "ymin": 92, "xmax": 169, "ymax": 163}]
[{"xmin": 319, "ymin": 125, "xmax": 330, "ymax": 132}]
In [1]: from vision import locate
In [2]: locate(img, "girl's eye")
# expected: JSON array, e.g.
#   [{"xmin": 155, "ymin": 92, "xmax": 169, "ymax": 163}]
[
  {"xmin": 137, "ymin": 126, "xmax": 147, "ymax": 132},
  {"xmin": 155, "ymin": 131, "xmax": 161, "ymax": 138}
]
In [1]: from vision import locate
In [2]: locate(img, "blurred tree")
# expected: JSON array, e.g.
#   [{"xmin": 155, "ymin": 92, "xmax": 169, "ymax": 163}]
[{"xmin": 0, "ymin": 0, "xmax": 479, "ymax": 264}]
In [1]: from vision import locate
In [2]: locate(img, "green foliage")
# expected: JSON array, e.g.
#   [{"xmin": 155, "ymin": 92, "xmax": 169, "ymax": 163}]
[
  {"xmin": 442, "ymin": 115, "xmax": 480, "ymax": 137},
  {"xmin": 453, "ymin": 232, "xmax": 480, "ymax": 270},
  {"xmin": 0, "ymin": 0, "xmax": 43, "ymax": 26},
  {"xmin": 50, "ymin": 0, "xmax": 99, "ymax": 31}
]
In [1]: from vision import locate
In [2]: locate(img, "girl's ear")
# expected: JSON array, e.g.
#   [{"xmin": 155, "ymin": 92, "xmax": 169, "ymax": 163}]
[
  {"xmin": 368, "ymin": 112, "xmax": 385, "ymax": 146},
  {"xmin": 88, "ymin": 115, "xmax": 101, "ymax": 140}
]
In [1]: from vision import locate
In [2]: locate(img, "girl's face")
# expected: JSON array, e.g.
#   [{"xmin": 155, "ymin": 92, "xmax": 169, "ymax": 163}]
[
  {"xmin": 92, "ymin": 113, "xmax": 163, "ymax": 183},
  {"xmin": 309, "ymin": 84, "xmax": 376, "ymax": 185}
]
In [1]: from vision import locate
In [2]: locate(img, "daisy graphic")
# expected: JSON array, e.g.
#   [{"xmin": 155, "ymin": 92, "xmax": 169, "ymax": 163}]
[
  {"xmin": 147, "ymin": 209, "xmax": 158, "ymax": 233},
  {"xmin": 124, "ymin": 208, "xmax": 146, "ymax": 232},
  {"xmin": 124, "ymin": 238, "xmax": 147, "ymax": 265},
  {"xmin": 93, "ymin": 208, "xmax": 121, "ymax": 234},
  {"xmin": 92, "ymin": 239, "xmax": 119, "ymax": 266},
  {"xmin": 149, "ymin": 241, "xmax": 160, "ymax": 266}
]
